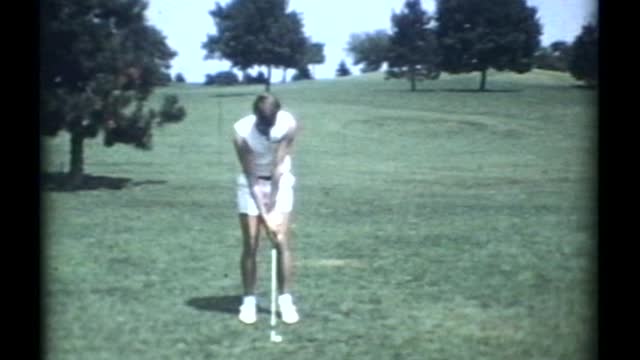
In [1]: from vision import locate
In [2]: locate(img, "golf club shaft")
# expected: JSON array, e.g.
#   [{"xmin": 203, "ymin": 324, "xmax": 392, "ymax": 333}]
[{"xmin": 270, "ymin": 247, "xmax": 277, "ymax": 327}]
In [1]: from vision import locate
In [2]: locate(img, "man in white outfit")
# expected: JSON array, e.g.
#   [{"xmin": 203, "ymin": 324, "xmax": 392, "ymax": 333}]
[{"xmin": 232, "ymin": 93, "xmax": 300, "ymax": 325}]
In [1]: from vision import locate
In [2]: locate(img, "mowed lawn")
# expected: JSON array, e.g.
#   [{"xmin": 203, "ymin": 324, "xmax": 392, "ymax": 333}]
[{"xmin": 42, "ymin": 70, "xmax": 597, "ymax": 360}]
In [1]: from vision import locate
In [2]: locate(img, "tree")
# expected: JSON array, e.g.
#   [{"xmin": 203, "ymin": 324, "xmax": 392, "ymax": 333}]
[
  {"xmin": 40, "ymin": 0, "xmax": 185, "ymax": 188},
  {"xmin": 155, "ymin": 71, "xmax": 173, "ymax": 86},
  {"xmin": 550, "ymin": 41, "xmax": 571, "ymax": 57},
  {"xmin": 386, "ymin": 0, "xmax": 440, "ymax": 91},
  {"xmin": 436, "ymin": 0, "xmax": 542, "ymax": 91},
  {"xmin": 255, "ymin": 71, "xmax": 267, "ymax": 84},
  {"xmin": 533, "ymin": 40, "xmax": 572, "ymax": 72},
  {"xmin": 305, "ymin": 41, "xmax": 326, "ymax": 78},
  {"xmin": 242, "ymin": 70, "xmax": 267, "ymax": 85},
  {"xmin": 284, "ymin": 38, "xmax": 325, "ymax": 82},
  {"xmin": 202, "ymin": 0, "xmax": 307, "ymax": 92},
  {"xmin": 291, "ymin": 65, "xmax": 312, "ymax": 81},
  {"xmin": 569, "ymin": 23, "xmax": 598, "ymax": 87},
  {"xmin": 336, "ymin": 60, "xmax": 352, "ymax": 77},
  {"xmin": 346, "ymin": 30, "xmax": 390, "ymax": 73},
  {"xmin": 174, "ymin": 72, "xmax": 186, "ymax": 83}
]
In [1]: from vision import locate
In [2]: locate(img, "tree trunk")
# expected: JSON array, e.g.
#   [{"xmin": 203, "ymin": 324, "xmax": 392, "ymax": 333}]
[
  {"xmin": 479, "ymin": 69, "xmax": 487, "ymax": 91},
  {"xmin": 410, "ymin": 66, "xmax": 416, "ymax": 92},
  {"xmin": 68, "ymin": 131, "xmax": 85, "ymax": 188},
  {"xmin": 282, "ymin": 68, "xmax": 287, "ymax": 84},
  {"xmin": 242, "ymin": 70, "xmax": 249, "ymax": 84},
  {"xmin": 265, "ymin": 65, "xmax": 272, "ymax": 92}
]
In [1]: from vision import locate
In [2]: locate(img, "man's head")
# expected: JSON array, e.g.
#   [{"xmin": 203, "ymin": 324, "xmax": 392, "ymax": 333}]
[{"xmin": 253, "ymin": 93, "xmax": 281, "ymax": 137}]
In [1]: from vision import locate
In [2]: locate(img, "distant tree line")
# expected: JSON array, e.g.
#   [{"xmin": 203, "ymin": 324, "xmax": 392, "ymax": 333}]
[
  {"xmin": 345, "ymin": 0, "xmax": 597, "ymax": 90},
  {"xmin": 200, "ymin": 66, "xmax": 315, "ymax": 86},
  {"xmin": 198, "ymin": 0, "xmax": 596, "ymax": 91}
]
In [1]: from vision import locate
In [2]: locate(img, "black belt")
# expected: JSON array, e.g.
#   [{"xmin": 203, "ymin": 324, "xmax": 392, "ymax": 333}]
[{"xmin": 258, "ymin": 176, "xmax": 272, "ymax": 181}]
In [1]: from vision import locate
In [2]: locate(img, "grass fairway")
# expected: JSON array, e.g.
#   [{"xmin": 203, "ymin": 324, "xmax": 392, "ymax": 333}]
[{"xmin": 42, "ymin": 70, "xmax": 597, "ymax": 359}]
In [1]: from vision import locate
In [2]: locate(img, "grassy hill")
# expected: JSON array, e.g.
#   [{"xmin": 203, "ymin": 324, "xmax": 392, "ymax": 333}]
[{"xmin": 42, "ymin": 70, "xmax": 597, "ymax": 359}]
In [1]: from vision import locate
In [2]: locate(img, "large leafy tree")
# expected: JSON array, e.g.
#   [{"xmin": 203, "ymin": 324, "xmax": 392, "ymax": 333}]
[
  {"xmin": 304, "ymin": 41, "xmax": 326, "ymax": 78},
  {"xmin": 41, "ymin": 0, "xmax": 185, "ymax": 188},
  {"xmin": 291, "ymin": 65, "xmax": 312, "ymax": 81},
  {"xmin": 386, "ymin": 0, "xmax": 440, "ymax": 91},
  {"xmin": 436, "ymin": 0, "xmax": 542, "ymax": 91},
  {"xmin": 202, "ymin": 0, "xmax": 307, "ymax": 92},
  {"xmin": 569, "ymin": 23, "xmax": 598, "ymax": 87},
  {"xmin": 346, "ymin": 30, "xmax": 390, "ymax": 73},
  {"xmin": 280, "ymin": 38, "xmax": 324, "ymax": 83}
]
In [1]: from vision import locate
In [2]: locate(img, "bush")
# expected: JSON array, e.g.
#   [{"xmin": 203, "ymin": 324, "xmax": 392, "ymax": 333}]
[
  {"xmin": 157, "ymin": 94, "xmax": 186, "ymax": 126},
  {"xmin": 204, "ymin": 71, "xmax": 239, "ymax": 86},
  {"xmin": 174, "ymin": 73, "xmax": 186, "ymax": 83},
  {"xmin": 242, "ymin": 71, "xmax": 267, "ymax": 85},
  {"xmin": 103, "ymin": 104, "xmax": 154, "ymax": 150}
]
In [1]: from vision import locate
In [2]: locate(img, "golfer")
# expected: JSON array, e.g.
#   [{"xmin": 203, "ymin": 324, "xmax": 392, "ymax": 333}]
[{"xmin": 233, "ymin": 93, "xmax": 300, "ymax": 325}]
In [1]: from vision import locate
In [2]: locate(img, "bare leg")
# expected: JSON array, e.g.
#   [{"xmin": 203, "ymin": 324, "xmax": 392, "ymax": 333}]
[{"xmin": 239, "ymin": 214, "xmax": 261, "ymax": 296}]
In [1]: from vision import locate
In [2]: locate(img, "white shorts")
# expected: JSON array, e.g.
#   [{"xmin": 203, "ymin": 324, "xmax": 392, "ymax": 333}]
[{"xmin": 236, "ymin": 172, "xmax": 296, "ymax": 216}]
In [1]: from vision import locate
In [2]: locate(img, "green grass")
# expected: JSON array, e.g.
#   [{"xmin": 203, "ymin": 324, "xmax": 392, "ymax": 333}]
[{"xmin": 43, "ymin": 70, "xmax": 597, "ymax": 359}]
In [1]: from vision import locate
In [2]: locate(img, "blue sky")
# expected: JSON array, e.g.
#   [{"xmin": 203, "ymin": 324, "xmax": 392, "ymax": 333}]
[{"xmin": 145, "ymin": 0, "xmax": 597, "ymax": 82}]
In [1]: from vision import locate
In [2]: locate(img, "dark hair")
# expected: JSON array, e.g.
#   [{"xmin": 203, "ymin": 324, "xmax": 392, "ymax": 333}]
[{"xmin": 252, "ymin": 93, "xmax": 281, "ymax": 118}]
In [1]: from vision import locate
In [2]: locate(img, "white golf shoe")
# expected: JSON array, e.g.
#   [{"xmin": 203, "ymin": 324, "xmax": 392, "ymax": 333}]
[
  {"xmin": 278, "ymin": 294, "xmax": 300, "ymax": 324},
  {"xmin": 238, "ymin": 303, "xmax": 257, "ymax": 324}
]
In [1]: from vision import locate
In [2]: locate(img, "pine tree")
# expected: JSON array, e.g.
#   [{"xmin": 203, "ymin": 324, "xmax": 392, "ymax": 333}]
[
  {"xmin": 336, "ymin": 60, "xmax": 352, "ymax": 77},
  {"xmin": 386, "ymin": 0, "xmax": 440, "ymax": 91}
]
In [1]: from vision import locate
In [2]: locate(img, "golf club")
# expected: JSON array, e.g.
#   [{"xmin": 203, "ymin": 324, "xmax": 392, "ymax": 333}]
[{"xmin": 269, "ymin": 242, "xmax": 283, "ymax": 343}]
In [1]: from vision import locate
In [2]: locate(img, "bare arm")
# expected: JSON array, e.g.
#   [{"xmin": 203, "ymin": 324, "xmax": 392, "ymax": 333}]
[
  {"xmin": 232, "ymin": 135, "xmax": 270, "ymax": 218},
  {"xmin": 268, "ymin": 122, "xmax": 298, "ymax": 210}
]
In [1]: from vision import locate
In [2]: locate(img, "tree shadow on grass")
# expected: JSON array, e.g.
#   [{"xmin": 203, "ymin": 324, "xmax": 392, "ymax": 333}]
[
  {"xmin": 374, "ymin": 88, "xmax": 438, "ymax": 94},
  {"xmin": 41, "ymin": 171, "xmax": 167, "ymax": 192},
  {"xmin": 438, "ymin": 88, "xmax": 522, "ymax": 93},
  {"xmin": 374, "ymin": 88, "xmax": 521, "ymax": 94},
  {"xmin": 570, "ymin": 84, "xmax": 597, "ymax": 90},
  {"xmin": 208, "ymin": 92, "xmax": 256, "ymax": 99},
  {"xmin": 186, "ymin": 295, "xmax": 270, "ymax": 315}
]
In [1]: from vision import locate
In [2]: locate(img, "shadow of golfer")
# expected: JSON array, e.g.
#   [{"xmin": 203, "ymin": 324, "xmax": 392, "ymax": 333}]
[
  {"xmin": 186, "ymin": 295, "xmax": 270, "ymax": 315},
  {"xmin": 41, "ymin": 172, "xmax": 168, "ymax": 192}
]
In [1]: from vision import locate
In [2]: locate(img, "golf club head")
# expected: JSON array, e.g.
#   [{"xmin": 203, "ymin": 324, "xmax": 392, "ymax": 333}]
[{"xmin": 270, "ymin": 330, "xmax": 283, "ymax": 343}]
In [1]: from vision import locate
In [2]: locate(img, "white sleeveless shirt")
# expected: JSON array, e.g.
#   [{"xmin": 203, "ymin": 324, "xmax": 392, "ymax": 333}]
[{"xmin": 233, "ymin": 110, "xmax": 296, "ymax": 177}]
